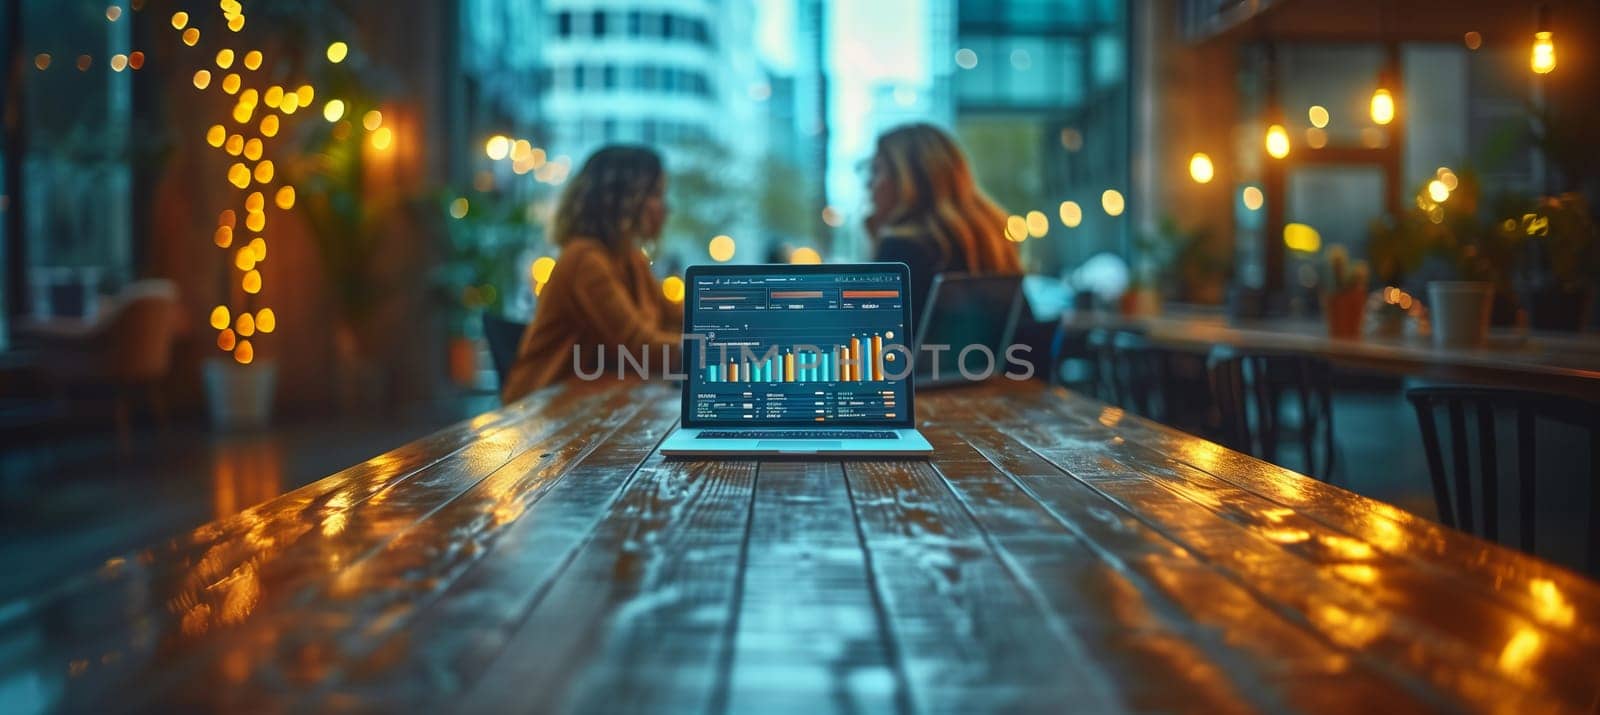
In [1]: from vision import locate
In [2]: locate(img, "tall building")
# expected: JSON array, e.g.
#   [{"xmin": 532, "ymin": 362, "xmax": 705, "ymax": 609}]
[
  {"xmin": 949, "ymin": 0, "xmax": 1130, "ymax": 273},
  {"xmin": 459, "ymin": 0, "xmax": 770, "ymax": 261}
]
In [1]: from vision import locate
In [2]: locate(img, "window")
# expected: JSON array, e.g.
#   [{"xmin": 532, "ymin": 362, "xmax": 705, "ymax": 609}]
[
  {"xmin": 627, "ymin": 10, "xmax": 643, "ymax": 36},
  {"xmin": 602, "ymin": 64, "xmax": 618, "ymax": 90},
  {"xmin": 555, "ymin": 10, "xmax": 572, "ymax": 37},
  {"xmin": 592, "ymin": 10, "xmax": 607, "ymax": 38}
]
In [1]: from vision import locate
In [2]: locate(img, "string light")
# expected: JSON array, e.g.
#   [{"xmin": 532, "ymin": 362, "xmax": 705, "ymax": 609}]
[
  {"xmin": 1265, "ymin": 124, "xmax": 1290, "ymax": 159},
  {"xmin": 275, "ymin": 186, "xmax": 295, "ymax": 210},
  {"xmin": 1370, "ymin": 88, "xmax": 1395, "ymax": 125},
  {"xmin": 1189, "ymin": 153, "xmax": 1215, "ymax": 184},
  {"xmin": 326, "ymin": 41, "xmax": 349, "ymax": 63},
  {"xmin": 242, "ymin": 50, "xmax": 262, "ymax": 70},
  {"xmin": 323, "ymin": 99, "xmax": 345, "ymax": 122},
  {"xmin": 1059, "ymin": 201, "xmax": 1082, "ymax": 228},
  {"xmin": 182, "ymin": 27, "xmax": 200, "ymax": 46},
  {"xmin": 362, "ymin": 110, "xmax": 383, "ymax": 130}
]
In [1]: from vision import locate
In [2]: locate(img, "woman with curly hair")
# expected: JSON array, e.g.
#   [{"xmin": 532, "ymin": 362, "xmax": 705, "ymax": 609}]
[
  {"xmin": 866, "ymin": 123, "xmax": 1020, "ymax": 333},
  {"xmin": 500, "ymin": 145, "xmax": 681, "ymax": 403}
]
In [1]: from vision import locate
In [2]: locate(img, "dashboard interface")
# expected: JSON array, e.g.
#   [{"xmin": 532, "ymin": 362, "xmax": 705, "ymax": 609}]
[{"xmin": 687, "ymin": 269, "xmax": 909, "ymax": 425}]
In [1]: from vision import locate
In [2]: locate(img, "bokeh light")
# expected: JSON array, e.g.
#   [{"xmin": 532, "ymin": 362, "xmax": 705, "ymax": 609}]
[
  {"xmin": 1101, "ymin": 189, "xmax": 1126, "ymax": 217},
  {"xmin": 708, "ymin": 235, "xmax": 736, "ymax": 262},
  {"xmin": 1059, "ymin": 201, "xmax": 1082, "ymax": 228}
]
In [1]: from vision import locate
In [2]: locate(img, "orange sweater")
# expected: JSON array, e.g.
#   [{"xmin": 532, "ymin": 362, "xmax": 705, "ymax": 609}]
[{"xmin": 500, "ymin": 238, "xmax": 682, "ymax": 403}]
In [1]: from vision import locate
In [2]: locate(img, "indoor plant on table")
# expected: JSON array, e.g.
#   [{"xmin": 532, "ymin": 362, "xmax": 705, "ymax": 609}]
[{"xmin": 1503, "ymin": 193, "xmax": 1598, "ymax": 331}]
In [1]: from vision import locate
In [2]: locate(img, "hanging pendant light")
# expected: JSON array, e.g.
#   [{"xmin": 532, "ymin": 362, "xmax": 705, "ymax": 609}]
[{"xmin": 1531, "ymin": 4, "xmax": 1556, "ymax": 74}]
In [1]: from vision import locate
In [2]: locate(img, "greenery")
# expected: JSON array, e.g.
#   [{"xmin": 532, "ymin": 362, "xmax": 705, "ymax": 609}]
[
  {"xmin": 1132, "ymin": 217, "xmax": 1229, "ymax": 301},
  {"xmin": 431, "ymin": 191, "xmax": 539, "ymax": 334}
]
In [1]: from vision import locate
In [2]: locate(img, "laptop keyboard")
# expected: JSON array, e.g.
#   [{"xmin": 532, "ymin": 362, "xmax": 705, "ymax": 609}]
[{"xmin": 699, "ymin": 430, "xmax": 898, "ymax": 440}]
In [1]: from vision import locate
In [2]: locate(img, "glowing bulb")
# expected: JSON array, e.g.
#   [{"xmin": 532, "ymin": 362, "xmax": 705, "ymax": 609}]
[
  {"xmin": 370, "ymin": 127, "xmax": 393, "ymax": 150},
  {"xmin": 249, "ymin": 237, "xmax": 266, "ymax": 262},
  {"xmin": 259, "ymin": 115, "xmax": 279, "ymax": 137},
  {"xmin": 192, "ymin": 70, "xmax": 211, "ymax": 89},
  {"xmin": 245, "ymin": 210, "xmax": 265, "ymax": 233},
  {"xmin": 210, "ymin": 305, "xmax": 231, "ymax": 330},
  {"xmin": 1189, "ymin": 152, "xmax": 1215, "ymax": 184},
  {"xmin": 296, "ymin": 85, "xmax": 314, "ymax": 105},
  {"xmin": 1004, "ymin": 215, "xmax": 1027, "ymax": 242},
  {"xmin": 170, "ymin": 11, "xmax": 188, "ymax": 29},
  {"xmin": 263, "ymin": 85, "xmax": 283, "ymax": 107},
  {"xmin": 1532, "ymin": 31, "xmax": 1555, "ymax": 74},
  {"xmin": 242, "ymin": 270, "xmax": 262, "ymax": 294},
  {"xmin": 228, "ymin": 163, "xmax": 251, "ymax": 189},
  {"xmin": 1101, "ymin": 189, "xmax": 1126, "ymax": 217},
  {"xmin": 326, "ymin": 41, "xmax": 349, "ymax": 64},
  {"xmin": 1370, "ymin": 88, "xmax": 1395, "ymax": 125},
  {"xmin": 217, "ymin": 329, "xmax": 236, "ymax": 351},
  {"xmin": 1265, "ymin": 124, "xmax": 1290, "ymax": 159},
  {"xmin": 227, "ymin": 13, "xmax": 244, "ymax": 32},
  {"xmin": 1427, "ymin": 179, "xmax": 1450, "ymax": 203},
  {"xmin": 1059, "ymin": 201, "xmax": 1082, "ymax": 228},
  {"xmin": 109, "ymin": 54, "xmax": 127, "ymax": 72},
  {"xmin": 362, "ymin": 110, "xmax": 382, "ymax": 131},
  {"xmin": 485, "ymin": 135, "xmax": 510, "ymax": 160},
  {"xmin": 253, "ymin": 160, "xmax": 274, "ymax": 184},
  {"xmin": 215, "ymin": 49, "xmax": 234, "ymax": 69},
  {"xmin": 708, "ymin": 235, "xmax": 736, "ymax": 262},
  {"xmin": 323, "ymin": 99, "xmax": 345, "ymax": 122},
  {"xmin": 235, "ymin": 247, "xmax": 256, "ymax": 271},
  {"xmin": 531, "ymin": 256, "xmax": 556, "ymax": 283},
  {"xmin": 1308, "ymin": 105, "xmax": 1329, "ymax": 128},
  {"xmin": 275, "ymin": 186, "xmax": 295, "ymax": 210},
  {"xmin": 234, "ymin": 339, "xmax": 253, "ymax": 364},
  {"xmin": 256, "ymin": 308, "xmax": 276, "ymax": 333},
  {"xmin": 206, "ymin": 124, "xmax": 226, "ymax": 147},
  {"xmin": 214, "ymin": 225, "xmax": 233, "ymax": 247},
  {"xmin": 245, "ymin": 191, "xmax": 264, "ymax": 212},
  {"xmin": 236, "ymin": 313, "xmax": 255, "ymax": 337},
  {"xmin": 243, "ymin": 50, "xmax": 262, "ymax": 70},
  {"xmin": 182, "ymin": 27, "xmax": 199, "ymax": 46},
  {"xmin": 1242, "ymin": 186, "xmax": 1265, "ymax": 211},
  {"xmin": 1025, "ymin": 210, "xmax": 1049, "ymax": 238},
  {"xmin": 1284, "ymin": 223, "xmax": 1322, "ymax": 253},
  {"xmin": 790, "ymin": 247, "xmax": 822, "ymax": 264},
  {"xmin": 662, "ymin": 275, "xmax": 686, "ymax": 303},
  {"xmin": 449, "ymin": 197, "xmax": 469, "ymax": 219},
  {"xmin": 243, "ymin": 137, "xmax": 262, "ymax": 161}
]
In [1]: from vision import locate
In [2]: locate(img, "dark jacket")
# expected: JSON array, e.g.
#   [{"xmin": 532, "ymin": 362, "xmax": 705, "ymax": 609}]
[{"xmin": 872, "ymin": 228, "xmax": 969, "ymax": 336}]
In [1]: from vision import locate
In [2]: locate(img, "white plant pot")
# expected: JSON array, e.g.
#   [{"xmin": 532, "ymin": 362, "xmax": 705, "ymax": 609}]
[
  {"xmin": 1428, "ymin": 281, "xmax": 1493, "ymax": 348},
  {"xmin": 203, "ymin": 357, "xmax": 278, "ymax": 431}
]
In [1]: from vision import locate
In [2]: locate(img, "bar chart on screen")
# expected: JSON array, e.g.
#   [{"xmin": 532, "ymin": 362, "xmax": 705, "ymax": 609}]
[{"xmin": 701, "ymin": 332, "xmax": 902, "ymax": 384}]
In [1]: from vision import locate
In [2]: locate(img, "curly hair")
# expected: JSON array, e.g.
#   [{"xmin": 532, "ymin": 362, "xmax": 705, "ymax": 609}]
[{"xmin": 551, "ymin": 145, "xmax": 664, "ymax": 250}]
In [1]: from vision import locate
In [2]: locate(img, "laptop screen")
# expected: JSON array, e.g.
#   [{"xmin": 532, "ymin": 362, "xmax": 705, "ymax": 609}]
[{"xmin": 682, "ymin": 264, "xmax": 914, "ymax": 428}]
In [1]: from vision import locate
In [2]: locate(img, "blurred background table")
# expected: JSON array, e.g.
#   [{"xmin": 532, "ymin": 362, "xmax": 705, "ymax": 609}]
[
  {"xmin": 3, "ymin": 380, "xmax": 1598, "ymax": 713},
  {"xmin": 1066, "ymin": 311, "xmax": 1600, "ymax": 399}
]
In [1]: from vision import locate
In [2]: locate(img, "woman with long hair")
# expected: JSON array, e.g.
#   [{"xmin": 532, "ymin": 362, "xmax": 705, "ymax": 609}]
[
  {"xmin": 500, "ymin": 145, "xmax": 680, "ymax": 403},
  {"xmin": 866, "ymin": 123, "xmax": 1020, "ymax": 328}
]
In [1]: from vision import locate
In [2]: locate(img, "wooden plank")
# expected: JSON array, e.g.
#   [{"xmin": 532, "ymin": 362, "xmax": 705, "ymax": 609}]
[
  {"xmin": 983, "ymin": 387, "xmax": 1598, "ymax": 711},
  {"xmin": 841, "ymin": 457, "xmax": 1120, "ymax": 714},
  {"xmin": 1023, "ymin": 385, "xmax": 1600, "ymax": 649},
  {"xmin": 313, "ymin": 386, "xmax": 682, "ymax": 709},
  {"xmin": 722, "ymin": 460, "xmax": 903, "ymax": 715},
  {"xmin": 458, "ymin": 455, "xmax": 759, "ymax": 712},
  {"xmin": 2, "ymin": 383, "xmax": 622, "ymax": 709},
  {"xmin": 921, "ymin": 393, "xmax": 1439, "ymax": 713}
]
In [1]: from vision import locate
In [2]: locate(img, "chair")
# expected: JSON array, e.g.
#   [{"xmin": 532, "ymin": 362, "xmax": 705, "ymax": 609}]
[
  {"xmin": 1405, "ymin": 386, "xmax": 1600, "ymax": 572},
  {"xmin": 1208, "ymin": 348, "xmax": 1336, "ymax": 481},
  {"xmin": 1103, "ymin": 331, "xmax": 1213, "ymax": 436},
  {"xmin": 33, "ymin": 280, "xmax": 181, "ymax": 449},
  {"xmin": 481, "ymin": 312, "xmax": 529, "ymax": 390}
]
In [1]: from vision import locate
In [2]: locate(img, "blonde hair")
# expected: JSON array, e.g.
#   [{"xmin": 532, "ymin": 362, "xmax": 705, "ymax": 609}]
[{"xmin": 865, "ymin": 123, "xmax": 1020, "ymax": 274}]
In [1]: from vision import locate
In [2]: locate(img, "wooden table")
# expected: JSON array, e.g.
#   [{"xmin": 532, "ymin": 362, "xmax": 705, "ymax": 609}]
[
  {"xmin": 1069, "ymin": 313, "xmax": 1600, "ymax": 398},
  {"xmin": 5, "ymin": 381, "xmax": 1600, "ymax": 713}
]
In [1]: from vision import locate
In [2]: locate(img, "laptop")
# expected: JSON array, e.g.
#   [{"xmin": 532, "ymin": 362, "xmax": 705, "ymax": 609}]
[
  {"xmin": 659, "ymin": 262, "xmax": 934, "ymax": 456},
  {"xmin": 912, "ymin": 273, "xmax": 1024, "ymax": 388}
]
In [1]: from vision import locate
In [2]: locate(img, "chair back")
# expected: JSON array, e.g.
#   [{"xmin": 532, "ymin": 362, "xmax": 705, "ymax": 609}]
[
  {"xmin": 481, "ymin": 312, "xmax": 529, "ymax": 390},
  {"xmin": 100, "ymin": 280, "xmax": 181, "ymax": 382},
  {"xmin": 1208, "ymin": 348, "xmax": 1336, "ymax": 480},
  {"xmin": 1101, "ymin": 331, "xmax": 1212, "ymax": 435},
  {"xmin": 1405, "ymin": 386, "xmax": 1600, "ymax": 572}
]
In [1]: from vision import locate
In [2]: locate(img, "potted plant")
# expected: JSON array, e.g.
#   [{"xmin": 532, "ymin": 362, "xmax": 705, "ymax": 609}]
[
  {"xmin": 432, "ymin": 191, "xmax": 539, "ymax": 388},
  {"xmin": 1321, "ymin": 245, "xmax": 1368, "ymax": 339},
  {"xmin": 1503, "ymin": 193, "xmax": 1598, "ymax": 331}
]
